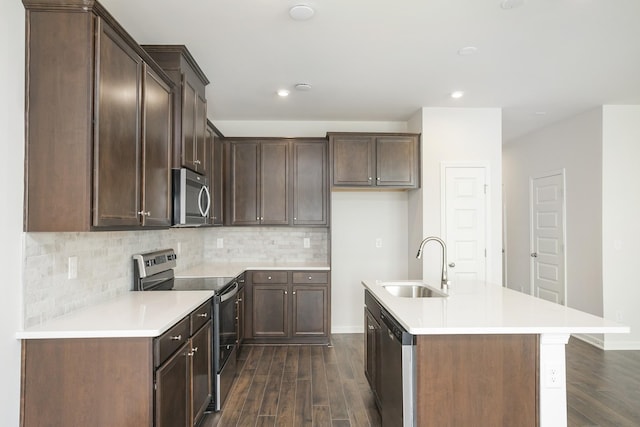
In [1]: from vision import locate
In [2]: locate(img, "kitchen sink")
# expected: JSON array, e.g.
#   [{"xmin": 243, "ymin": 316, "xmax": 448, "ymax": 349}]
[{"xmin": 380, "ymin": 281, "xmax": 448, "ymax": 298}]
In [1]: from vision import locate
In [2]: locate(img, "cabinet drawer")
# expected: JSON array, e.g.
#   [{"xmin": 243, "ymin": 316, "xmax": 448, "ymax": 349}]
[
  {"xmin": 252, "ymin": 271, "xmax": 288, "ymax": 284},
  {"xmin": 190, "ymin": 299, "xmax": 212, "ymax": 334},
  {"xmin": 154, "ymin": 316, "xmax": 190, "ymax": 367},
  {"xmin": 292, "ymin": 271, "xmax": 328, "ymax": 284}
]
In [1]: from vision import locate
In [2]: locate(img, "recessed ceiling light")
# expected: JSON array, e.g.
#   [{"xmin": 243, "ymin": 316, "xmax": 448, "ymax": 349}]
[
  {"xmin": 294, "ymin": 83, "xmax": 312, "ymax": 91},
  {"xmin": 451, "ymin": 91, "xmax": 464, "ymax": 99},
  {"xmin": 458, "ymin": 46, "xmax": 478, "ymax": 56},
  {"xmin": 289, "ymin": 5, "xmax": 315, "ymax": 21},
  {"xmin": 277, "ymin": 89, "xmax": 290, "ymax": 97},
  {"xmin": 500, "ymin": 0, "xmax": 524, "ymax": 10}
]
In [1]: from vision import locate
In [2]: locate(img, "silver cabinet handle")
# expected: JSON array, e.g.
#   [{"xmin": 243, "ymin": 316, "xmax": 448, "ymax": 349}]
[
  {"xmin": 531, "ymin": 253, "xmax": 538, "ymax": 258},
  {"xmin": 293, "ymin": 291, "xmax": 296, "ymax": 295},
  {"xmin": 197, "ymin": 313, "xmax": 208, "ymax": 318},
  {"xmin": 284, "ymin": 290, "xmax": 288, "ymax": 295},
  {"xmin": 268, "ymin": 276, "xmax": 272, "ymax": 280},
  {"xmin": 368, "ymin": 325, "xmax": 375, "ymax": 330},
  {"xmin": 448, "ymin": 262, "xmax": 456, "ymax": 268},
  {"xmin": 194, "ymin": 159, "xmax": 201, "ymax": 165},
  {"xmin": 308, "ymin": 276, "xmax": 312, "ymax": 280},
  {"xmin": 192, "ymin": 347, "xmax": 198, "ymax": 353},
  {"xmin": 377, "ymin": 177, "xmax": 380, "ymax": 181},
  {"xmin": 170, "ymin": 335, "xmax": 182, "ymax": 341},
  {"xmin": 137, "ymin": 211, "xmax": 151, "ymax": 216}
]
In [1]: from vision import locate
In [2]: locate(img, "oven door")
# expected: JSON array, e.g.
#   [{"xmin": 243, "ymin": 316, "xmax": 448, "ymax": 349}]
[{"xmin": 217, "ymin": 281, "xmax": 239, "ymax": 367}]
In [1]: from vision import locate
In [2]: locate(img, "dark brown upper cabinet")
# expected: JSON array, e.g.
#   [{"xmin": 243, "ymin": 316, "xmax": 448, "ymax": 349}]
[
  {"xmin": 142, "ymin": 45, "xmax": 209, "ymax": 175},
  {"xmin": 224, "ymin": 138, "xmax": 329, "ymax": 227},
  {"xmin": 206, "ymin": 121, "xmax": 224, "ymax": 226},
  {"xmin": 292, "ymin": 139, "xmax": 329, "ymax": 226},
  {"xmin": 328, "ymin": 132, "xmax": 420, "ymax": 189},
  {"xmin": 23, "ymin": 0, "xmax": 174, "ymax": 231},
  {"xmin": 225, "ymin": 139, "xmax": 290, "ymax": 225}
]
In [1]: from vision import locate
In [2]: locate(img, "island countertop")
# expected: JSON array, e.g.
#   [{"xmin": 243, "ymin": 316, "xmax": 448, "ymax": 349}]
[
  {"xmin": 362, "ymin": 279, "xmax": 629, "ymax": 335},
  {"xmin": 16, "ymin": 291, "xmax": 215, "ymax": 340},
  {"xmin": 177, "ymin": 261, "xmax": 330, "ymax": 279}
]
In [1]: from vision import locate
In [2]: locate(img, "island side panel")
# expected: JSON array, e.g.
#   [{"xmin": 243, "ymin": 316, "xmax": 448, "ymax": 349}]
[
  {"xmin": 415, "ymin": 334, "xmax": 538, "ymax": 427},
  {"xmin": 21, "ymin": 338, "xmax": 154, "ymax": 427}
]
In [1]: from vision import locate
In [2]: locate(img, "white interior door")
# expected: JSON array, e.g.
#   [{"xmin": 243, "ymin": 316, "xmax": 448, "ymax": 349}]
[
  {"xmin": 530, "ymin": 172, "xmax": 566, "ymax": 305},
  {"xmin": 443, "ymin": 167, "xmax": 487, "ymax": 283}
]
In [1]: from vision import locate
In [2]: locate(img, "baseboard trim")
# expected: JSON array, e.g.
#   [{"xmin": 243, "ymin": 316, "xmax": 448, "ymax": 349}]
[
  {"xmin": 573, "ymin": 333, "xmax": 640, "ymax": 350},
  {"xmin": 572, "ymin": 333, "xmax": 605, "ymax": 349}
]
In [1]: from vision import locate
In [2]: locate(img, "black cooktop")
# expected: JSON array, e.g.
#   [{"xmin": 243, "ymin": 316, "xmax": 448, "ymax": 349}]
[{"xmin": 173, "ymin": 277, "xmax": 236, "ymax": 293}]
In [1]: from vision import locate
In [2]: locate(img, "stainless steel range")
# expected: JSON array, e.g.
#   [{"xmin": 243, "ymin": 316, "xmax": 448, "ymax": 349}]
[{"xmin": 132, "ymin": 248, "xmax": 240, "ymax": 412}]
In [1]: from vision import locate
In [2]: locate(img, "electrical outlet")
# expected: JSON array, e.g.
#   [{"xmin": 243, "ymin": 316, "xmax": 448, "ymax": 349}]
[
  {"xmin": 375, "ymin": 238, "xmax": 382, "ymax": 248},
  {"xmin": 303, "ymin": 238, "xmax": 310, "ymax": 248},
  {"xmin": 216, "ymin": 238, "xmax": 224, "ymax": 249},
  {"xmin": 545, "ymin": 363, "xmax": 562, "ymax": 388},
  {"xmin": 68, "ymin": 256, "xmax": 78, "ymax": 279}
]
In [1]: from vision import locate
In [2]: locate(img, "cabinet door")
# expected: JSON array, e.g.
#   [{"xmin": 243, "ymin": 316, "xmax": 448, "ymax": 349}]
[
  {"xmin": 236, "ymin": 287, "xmax": 245, "ymax": 347},
  {"xmin": 331, "ymin": 135, "xmax": 374, "ymax": 187},
  {"xmin": 190, "ymin": 321, "xmax": 212, "ymax": 426},
  {"xmin": 292, "ymin": 140, "xmax": 328, "ymax": 226},
  {"xmin": 93, "ymin": 20, "xmax": 142, "ymax": 227},
  {"xmin": 227, "ymin": 141, "xmax": 260, "ymax": 225},
  {"xmin": 194, "ymin": 93, "xmax": 207, "ymax": 173},
  {"xmin": 375, "ymin": 135, "xmax": 419, "ymax": 188},
  {"xmin": 141, "ymin": 64, "xmax": 172, "ymax": 226},
  {"xmin": 260, "ymin": 141, "xmax": 290, "ymax": 224},
  {"xmin": 252, "ymin": 285, "xmax": 288, "ymax": 337},
  {"xmin": 292, "ymin": 285, "xmax": 328, "ymax": 337},
  {"xmin": 181, "ymin": 79, "xmax": 197, "ymax": 170},
  {"xmin": 365, "ymin": 308, "xmax": 381, "ymax": 407},
  {"xmin": 156, "ymin": 343, "xmax": 189, "ymax": 427},
  {"xmin": 208, "ymin": 128, "xmax": 224, "ymax": 225}
]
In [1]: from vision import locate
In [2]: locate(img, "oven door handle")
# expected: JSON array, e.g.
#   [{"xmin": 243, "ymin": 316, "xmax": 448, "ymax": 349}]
[{"xmin": 219, "ymin": 282, "xmax": 239, "ymax": 302}]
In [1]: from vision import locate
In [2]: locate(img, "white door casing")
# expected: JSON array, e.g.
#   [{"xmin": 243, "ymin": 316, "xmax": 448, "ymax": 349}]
[
  {"xmin": 442, "ymin": 166, "xmax": 487, "ymax": 283},
  {"xmin": 530, "ymin": 171, "xmax": 566, "ymax": 305}
]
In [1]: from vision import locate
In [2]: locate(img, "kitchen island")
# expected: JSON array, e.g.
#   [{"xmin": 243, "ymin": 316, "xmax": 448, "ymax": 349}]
[{"xmin": 362, "ymin": 279, "xmax": 629, "ymax": 427}]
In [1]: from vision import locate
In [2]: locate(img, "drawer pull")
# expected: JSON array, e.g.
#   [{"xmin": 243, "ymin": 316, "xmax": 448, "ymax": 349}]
[
  {"xmin": 192, "ymin": 347, "xmax": 198, "ymax": 353},
  {"xmin": 308, "ymin": 276, "xmax": 312, "ymax": 280},
  {"xmin": 197, "ymin": 313, "xmax": 208, "ymax": 318},
  {"xmin": 268, "ymin": 276, "xmax": 272, "ymax": 280},
  {"xmin": 170, "ymin": 335, "xmax": 182, "ymax": 341}
]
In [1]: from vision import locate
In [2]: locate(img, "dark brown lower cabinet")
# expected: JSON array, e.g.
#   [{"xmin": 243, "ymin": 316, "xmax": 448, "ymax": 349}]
[
  {"xmin": 20, "ymin": 305, "xmax": 212, "ymax": 427},
  {"xmin": 245, "ymin": 270, "xmax": 330, "ymax": 344}
]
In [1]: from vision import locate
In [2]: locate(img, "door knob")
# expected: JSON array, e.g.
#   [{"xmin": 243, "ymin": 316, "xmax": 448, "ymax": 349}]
[
  {"xmin": 530, "ymin": 252, "xmax": 538, "ymax": 258},
  {"xmin": 448, "ymin": 262, "xmax": 456, "ymax": 268}
]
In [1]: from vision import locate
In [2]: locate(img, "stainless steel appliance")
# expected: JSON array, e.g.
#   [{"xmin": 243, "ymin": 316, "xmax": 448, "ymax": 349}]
[
  {"xmin": 172, "ymin": 168, "xmax": 211, "ymax": 226},
  {"xmin": 379, "ymin": 308, "xmax": 416, "ymax": 427},
  {"xmin": 132, "ymin": 249, "xmax": 239, "ymax": 411}
]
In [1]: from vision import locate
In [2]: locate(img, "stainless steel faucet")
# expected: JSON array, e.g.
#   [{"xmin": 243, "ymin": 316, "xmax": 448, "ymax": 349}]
[{"xmin": 416, "ymin": 236, "xmax": 449, "ymax": 289}]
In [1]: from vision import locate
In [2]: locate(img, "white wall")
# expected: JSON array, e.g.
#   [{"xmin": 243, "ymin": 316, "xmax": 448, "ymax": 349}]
[
  {"xmin": 1, "ymin": 0, "xmax": 25, "ymax": 424},
  {"xmin": 407, "ymin": 110, "xmax": 424, "ymax": 279},
  {"xmin": 215, "ymin": 120, "xmax": 407, "ymax": 138},
  {"xmin": 602, "ymin": 105, "xmax": 640, "ymax": 349},
  {"xmin": 417, "ymin": 108, "xmax": 503, "ymax": 285},
  {"xmin": 331, "ymin": 192, "xmax": 409, "ymax": 332},
  {"xmin": 503, "ymin": 108, "xmax": 604, "ymax": 317}
]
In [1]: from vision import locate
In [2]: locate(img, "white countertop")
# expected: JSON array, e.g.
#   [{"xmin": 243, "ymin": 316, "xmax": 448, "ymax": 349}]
[
  {"xmin": 177, "ymin": 261, "xmax": 330, "ymax": 278},
  {"xmin": 16, "ymin": 291, "xmax": 215, "ymax": 340},
  {"xmin": 362, "ymin": 279, "xmax": 630, "ymax": 335}
]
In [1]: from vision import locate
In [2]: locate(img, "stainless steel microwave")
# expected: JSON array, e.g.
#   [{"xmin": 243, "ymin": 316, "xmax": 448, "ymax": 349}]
[{"xmin": 172, "ymin": 168, "xmax": 210, "ymax": 226}]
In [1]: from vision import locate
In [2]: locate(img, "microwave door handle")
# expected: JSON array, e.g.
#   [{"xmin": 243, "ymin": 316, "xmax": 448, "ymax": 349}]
[
  {"xmin": 197, "ymin": 185, "xmax": 210, "ymax": 217},
  {"xmin": 202, "ymin": 185, "xmax": 211, "ymax": 217}
]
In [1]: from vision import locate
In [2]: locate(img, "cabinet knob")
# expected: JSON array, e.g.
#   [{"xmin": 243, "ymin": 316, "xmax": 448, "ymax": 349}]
[
  {"xmin": 192, "ymin": 347, "xmax": 198, "ymax": 353},
  {"xmin": 368, "ymin": 177, "xmax": 372, "ymax": 180},
  {"xmin": 194, "ymin": 159, "xmax": 201, "ymax": 165},
  {"xmin": 368, "ymin": 325, "xmax": 375, "ymax": 330},
  {"xmin": 170, "ymin": 335, "xmax": 182, "ymax": 341},
  {"xmin": 377, "ymin": 177, "xmax": 380, "ymax": 181},
  {"xmin": 293, "ymin": 291, "xmax": 296, "ymax": 295},
  {"xmin": 197, "ymin": 313, "xmax": 208, "ymax": 318},
  {"xmin": 284, "ymin": 290, "xmax": 288, "ymax": 295},
  {"xmin": 268, "ymin": 276, "xmax": 272, "ymax": 280},
  {"xmin": 308, "ymin": 276, "xmax": 312, "ymax": 280},
  {"xmin": 137, "ymin": 211, "xmax": 151, "ymax": 217}
]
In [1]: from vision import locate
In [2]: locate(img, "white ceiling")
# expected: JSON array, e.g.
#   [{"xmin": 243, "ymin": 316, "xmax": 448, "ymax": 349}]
[{"xmin": 101, "ymin": 0, "xmax": 640, "ymax": 142}]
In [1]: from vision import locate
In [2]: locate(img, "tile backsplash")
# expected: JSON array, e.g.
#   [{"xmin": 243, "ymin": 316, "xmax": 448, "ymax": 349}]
[{"xmin": 23, "ymin": 226, "xmax": 328, "ymax": 328}]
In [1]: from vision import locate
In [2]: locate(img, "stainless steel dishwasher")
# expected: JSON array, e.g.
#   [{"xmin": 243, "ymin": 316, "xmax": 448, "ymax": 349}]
[{"xmin": 379, "ymin": 307, "xmax": 416, "ymax": 427}]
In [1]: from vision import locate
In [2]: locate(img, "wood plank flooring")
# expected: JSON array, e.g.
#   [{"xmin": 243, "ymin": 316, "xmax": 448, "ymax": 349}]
[{"xmin": 201, "ymin": 334, "xmax": 640, "ymax": 427}]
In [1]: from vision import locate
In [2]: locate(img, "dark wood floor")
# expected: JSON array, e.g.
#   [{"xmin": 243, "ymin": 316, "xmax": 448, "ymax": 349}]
[{"xmin": 201, "ymin": 334, "xmax": 640, "ymax": 427}]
